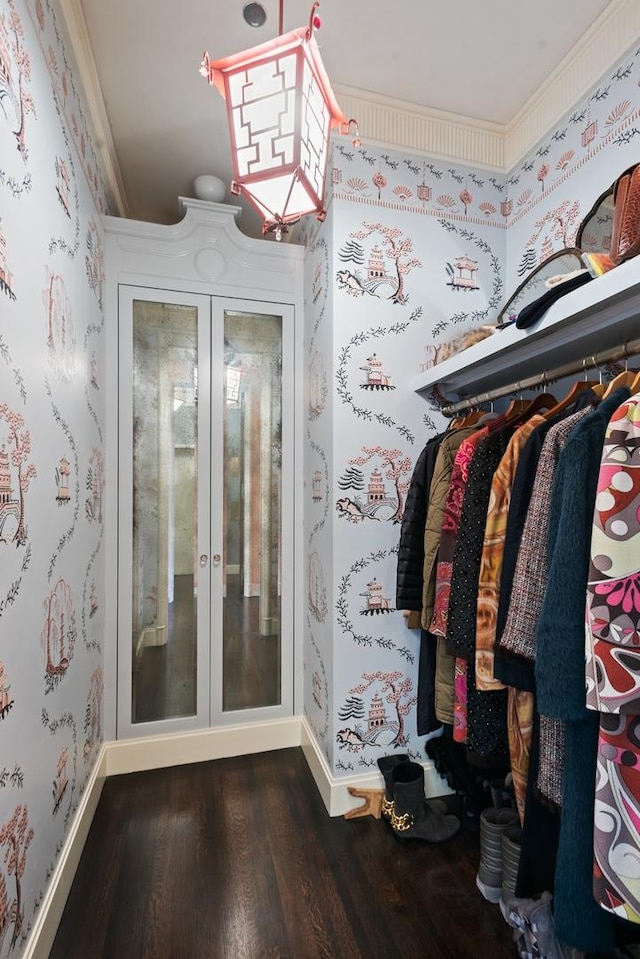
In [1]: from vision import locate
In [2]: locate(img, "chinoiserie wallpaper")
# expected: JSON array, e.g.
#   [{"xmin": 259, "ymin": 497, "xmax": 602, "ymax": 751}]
[
  {"xmin": 302, "ymin": 43, "xmax": 640, "ymax": 778},
  {"xmin": 0, "ymin": 0, "xmax": 110, "ymax": 950}
]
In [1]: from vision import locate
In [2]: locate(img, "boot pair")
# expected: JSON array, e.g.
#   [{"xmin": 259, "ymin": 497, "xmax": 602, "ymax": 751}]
[
  {"xmin": 501, "ymin": 891, "xmax": 584, "ymax": 959},
  {"xmin": 377, "ymin": 754, "xmax": 460, "ymax": 843}
]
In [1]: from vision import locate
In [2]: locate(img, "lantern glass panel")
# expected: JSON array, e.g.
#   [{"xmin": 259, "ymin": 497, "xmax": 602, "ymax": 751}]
[
  {"xmin": 227, "ymin": 53, "xmax": 299, "ymax": 179},
  {"xmin": 247, "ymin": 174, "xmax": 314, "ymax": 221},
  {"xmin": 299, "ymin": 58, "xmax": 330, "ymax": 199}
]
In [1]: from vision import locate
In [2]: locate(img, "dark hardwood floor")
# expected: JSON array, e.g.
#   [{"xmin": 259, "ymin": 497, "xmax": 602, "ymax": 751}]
[{"xmin": 49, "ymin": 748, "xmax": 517, "ymax": 959}]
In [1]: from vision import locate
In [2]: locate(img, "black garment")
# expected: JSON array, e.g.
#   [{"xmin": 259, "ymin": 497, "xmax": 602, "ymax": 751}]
[
  {"xmin": 395, "ymin": 433, "xmax": 444, "ymax": 611},
  {"xmin": 515, "ymin": 707, "xmax": 561, "ymax": 897},
  {"xmin": 515, "ymin": 271, "xmax": 592, "ymax": 329},
  {"xmin": 447, "ymin": 425, "xmax": 513, "ymax": 661},
  {"xmin": 416, "ymin": 629, "xmax": 440, "ymax": 736},
  {"xmin": 446, "ymin": 425, "xmax": 513, "ymax": 767}
]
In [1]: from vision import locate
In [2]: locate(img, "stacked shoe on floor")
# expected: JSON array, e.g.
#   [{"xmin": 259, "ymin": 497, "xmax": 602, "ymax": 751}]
[
  {"xmin": 377, "ymin": 754, "xmax": 460, "ymax": 843},
  {"xmin": 500, "ymin": 891, "xmax": 586, "ymax": 959},
  {"xmin": 476, "ymin": 807, "xmax": 520, "ymax": 903}
]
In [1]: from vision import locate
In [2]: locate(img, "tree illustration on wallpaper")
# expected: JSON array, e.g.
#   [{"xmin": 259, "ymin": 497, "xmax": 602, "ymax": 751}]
[
  {"xmin": 0, "ymin": 223, "xmax": 16, "ymax": 300},
  {"xmin": 526, "ymin": 198, "xmax": 582, "ymax": 253},
  {"xmin": 336, "ymin": 447, "xmax": 411, "ymax": 525},
  {"xmin": 42, "ymin": 578, "xmax": 76, "ymax": 683},
  {"xmin": 85, "ymin": 447, "xmax": 104, "ymax": 523},
  {"xmin": 85, "ymin": 218, "xmax": 104, "ymax": 308},
  {"xmin": 336, "ymin": 671, "xmax": 417, "ymax": 751},
  {"xmin": 0, "ymin": 2, "xmax": 36, "ymax": 158},
  {"xmin": 52, "ymin": 748, "xmax": 69, "ymax": 814},
  {"xmin": 84, "ymin": 667, "xmax": 103, "ymax": 756},
  {"xmin": 0, "ymin": 405, "xmax": 36, "ymax": 545},
  {"xmin": 0, "ymin": 805, "xmax": 33, "ymax": 950},
  {"xmin": 336, "ymin": 223, "xmax": 421, "ymax": 304},
  {"xmin": 0, "ymin": 662, "xmax": 12, "ymax": 720}
]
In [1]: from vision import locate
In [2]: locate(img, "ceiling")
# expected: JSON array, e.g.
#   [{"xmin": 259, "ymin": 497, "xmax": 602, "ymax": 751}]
[{"xmin": 74, "ymin": 0, "xmax": 620, "ymax": 238}]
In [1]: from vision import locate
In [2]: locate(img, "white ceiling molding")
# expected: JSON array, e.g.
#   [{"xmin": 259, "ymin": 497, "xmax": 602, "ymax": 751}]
[
  {"xmin": 59, "ymin": 0, "xmax": 129, "ymax": 216},
  {"xmin": 333, "ymin": 85, "xmax": 505, "ymax": 171},
  {"xmin": 505, "ymin": 0, "xmax": 640, "ymax": 169}
]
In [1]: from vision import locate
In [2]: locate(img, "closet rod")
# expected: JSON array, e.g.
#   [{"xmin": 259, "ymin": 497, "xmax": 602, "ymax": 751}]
[{"xmin": 441, "ymin": 335, "xmax": 640, "ymax": 416}]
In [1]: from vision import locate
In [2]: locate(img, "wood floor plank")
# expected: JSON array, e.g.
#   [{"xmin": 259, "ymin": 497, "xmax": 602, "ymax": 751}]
[{"xmin": 48, "ymin": 748, "xmax": 517, "ymax": 959}]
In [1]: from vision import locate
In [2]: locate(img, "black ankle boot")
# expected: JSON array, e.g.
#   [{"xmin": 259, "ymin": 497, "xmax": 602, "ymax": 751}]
[
  {"xmin": 377, "ymin": 754, "xmax": 410, "ymax": 822},
  {"xmin": 390, "ymin": 761, "xmax": 460, "ymax": 843},
  {"xmin": 377, "ymin": 754, "xmax": 447, "ymax": 823}
]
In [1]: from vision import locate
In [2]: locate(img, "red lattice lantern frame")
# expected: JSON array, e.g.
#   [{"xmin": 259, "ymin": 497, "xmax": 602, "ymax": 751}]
[{"xmin": 201, "ymin": 4, "xmax": 348, "ymax": 237}]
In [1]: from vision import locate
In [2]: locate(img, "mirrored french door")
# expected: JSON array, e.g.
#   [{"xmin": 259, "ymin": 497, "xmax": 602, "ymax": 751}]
[{"xmin": 117, "ymin": 286, "xmax": 294, "ymax": 738}]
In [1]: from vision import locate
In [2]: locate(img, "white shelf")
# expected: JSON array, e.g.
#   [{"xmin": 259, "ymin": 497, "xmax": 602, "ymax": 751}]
[{"xmin": 412, "ymin": 256, "xmax": 640, "ymax": 402}]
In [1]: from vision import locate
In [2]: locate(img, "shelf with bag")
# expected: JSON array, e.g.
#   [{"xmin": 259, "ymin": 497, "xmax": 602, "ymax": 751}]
[{"xmin": 412, "ymin": 253, "xmax": 640, "ymax": 404}]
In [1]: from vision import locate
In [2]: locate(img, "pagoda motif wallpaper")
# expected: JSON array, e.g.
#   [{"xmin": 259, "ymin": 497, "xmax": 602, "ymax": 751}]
[
  {"xmin": 0, "ymin": 0, "xmax": 110, "ymax": 951},
  {"xmin": 302, "ymin": 44, "xmax": 640, "ymax": 777}
]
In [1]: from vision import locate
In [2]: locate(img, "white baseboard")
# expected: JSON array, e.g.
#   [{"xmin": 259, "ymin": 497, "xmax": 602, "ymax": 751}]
[
  {"xmin": 24, "ymin": 744, "xmax": 108, "ymax": 959},
  {"xmin": 104, "ymin": 716, "xmax": 303, "ymax": 776}
]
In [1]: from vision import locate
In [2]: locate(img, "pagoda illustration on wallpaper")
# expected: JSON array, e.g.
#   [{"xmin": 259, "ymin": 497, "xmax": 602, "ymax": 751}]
[
  {"xmin": 359, "ymin": 577, "xmax": 394, "ymax": 615},
  {"xmin": 360, "ymin": 353, "xmax": 395, "ymax": 390},
  {"xmin": 42, "ymin": 578, "xmax": 76, "ymax": 682},
  {"xmin": 55, "ymin": 455, "xmax": 70, "ymax": 504},
  {"xmin": 336, "ymin": 448, "xmax": 411, "ymax": 524},
  {"xmin": 336, "ymin": 225, "xmax": 421, "ymax": 304},
  {"xmin": 0, "ymin": 444, "xmax": 20, "ymax": 542},
  {"xmin": 337, "ymin": 672, "xmax": 417, "ymax": 751},
  {"xmin": 446, "ymin": 255, "xmax": 480, "ymax": 291},
  {"xmin": 0, "ymin": 224, "xmax": 15, "ymax": 300},
  {"xmin": 312, "ymin": 470, "xmax": 323, "ymax": 502},
  {"xmin": 0, "ymin": 662, "xmax": 13, "ymax": 720},
  {"xmin": 0, "ymin": 406, "xmax": 36, "ymax": 546}
]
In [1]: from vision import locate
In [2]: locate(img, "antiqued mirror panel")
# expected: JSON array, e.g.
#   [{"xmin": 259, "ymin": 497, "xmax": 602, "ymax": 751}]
[
  {"xmin": 222, "ymin": 310, "xmax": 282, "ymax": 711},
  {"xmin": 132, "ymin": 300, "xmax": 198, "ymax": 724}
]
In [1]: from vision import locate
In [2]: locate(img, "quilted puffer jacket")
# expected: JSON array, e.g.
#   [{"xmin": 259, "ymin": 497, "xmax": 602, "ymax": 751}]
[{"xmin": 395, "ymin": 435, "xmax": 442, "ymax": 624}]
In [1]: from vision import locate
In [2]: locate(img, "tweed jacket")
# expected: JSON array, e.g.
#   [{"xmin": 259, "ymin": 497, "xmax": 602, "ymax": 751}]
[{"xmin": 498, "ymin": 406, "xmax": 591, "ymax": 665}]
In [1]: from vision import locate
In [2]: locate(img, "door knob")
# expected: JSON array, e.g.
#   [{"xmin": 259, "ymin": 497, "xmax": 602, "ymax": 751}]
[
  {"xmin": 199, "ymin": 554, "xmax": 208, "ymax": 567},
  {"xmin": 212, "ymin": 554, "xmax": 221, "ymax": 567}
]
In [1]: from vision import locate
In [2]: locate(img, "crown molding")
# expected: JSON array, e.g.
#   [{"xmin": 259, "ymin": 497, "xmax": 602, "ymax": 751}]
[
  {"xmin": 334, "ymin": 84, "xmax": 505, "ymax": 171},
  {"xmin": 58, "ymin": 0, "xmax": 129, "ymax": 216},
  {"xmin": 505, "ymin": 0, "xmax": 640, "ymax": 168}
]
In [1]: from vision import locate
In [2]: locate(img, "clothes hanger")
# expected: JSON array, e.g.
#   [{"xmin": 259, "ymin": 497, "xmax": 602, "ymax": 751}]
[
  {"xmin": 602, "ymin": 351, "xmax": 638, "ymax": 399},
  {"xmin": 629, "ymin": 365, "xmax": 640, "ymax": 395},
  {"xmin": 506, "ymin": 391, "xmax": 557, "ymax": 425},
  {"xmin": 504, "ymin": 397, "xmax": 530, "ymax": 419},
  {"xmin": 457, "ymin": 409, "xmax": 483, "ymax": 427},
  {"xmin": 540, "ymin": 378, "xmax": 599, "ymax": 420}
]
